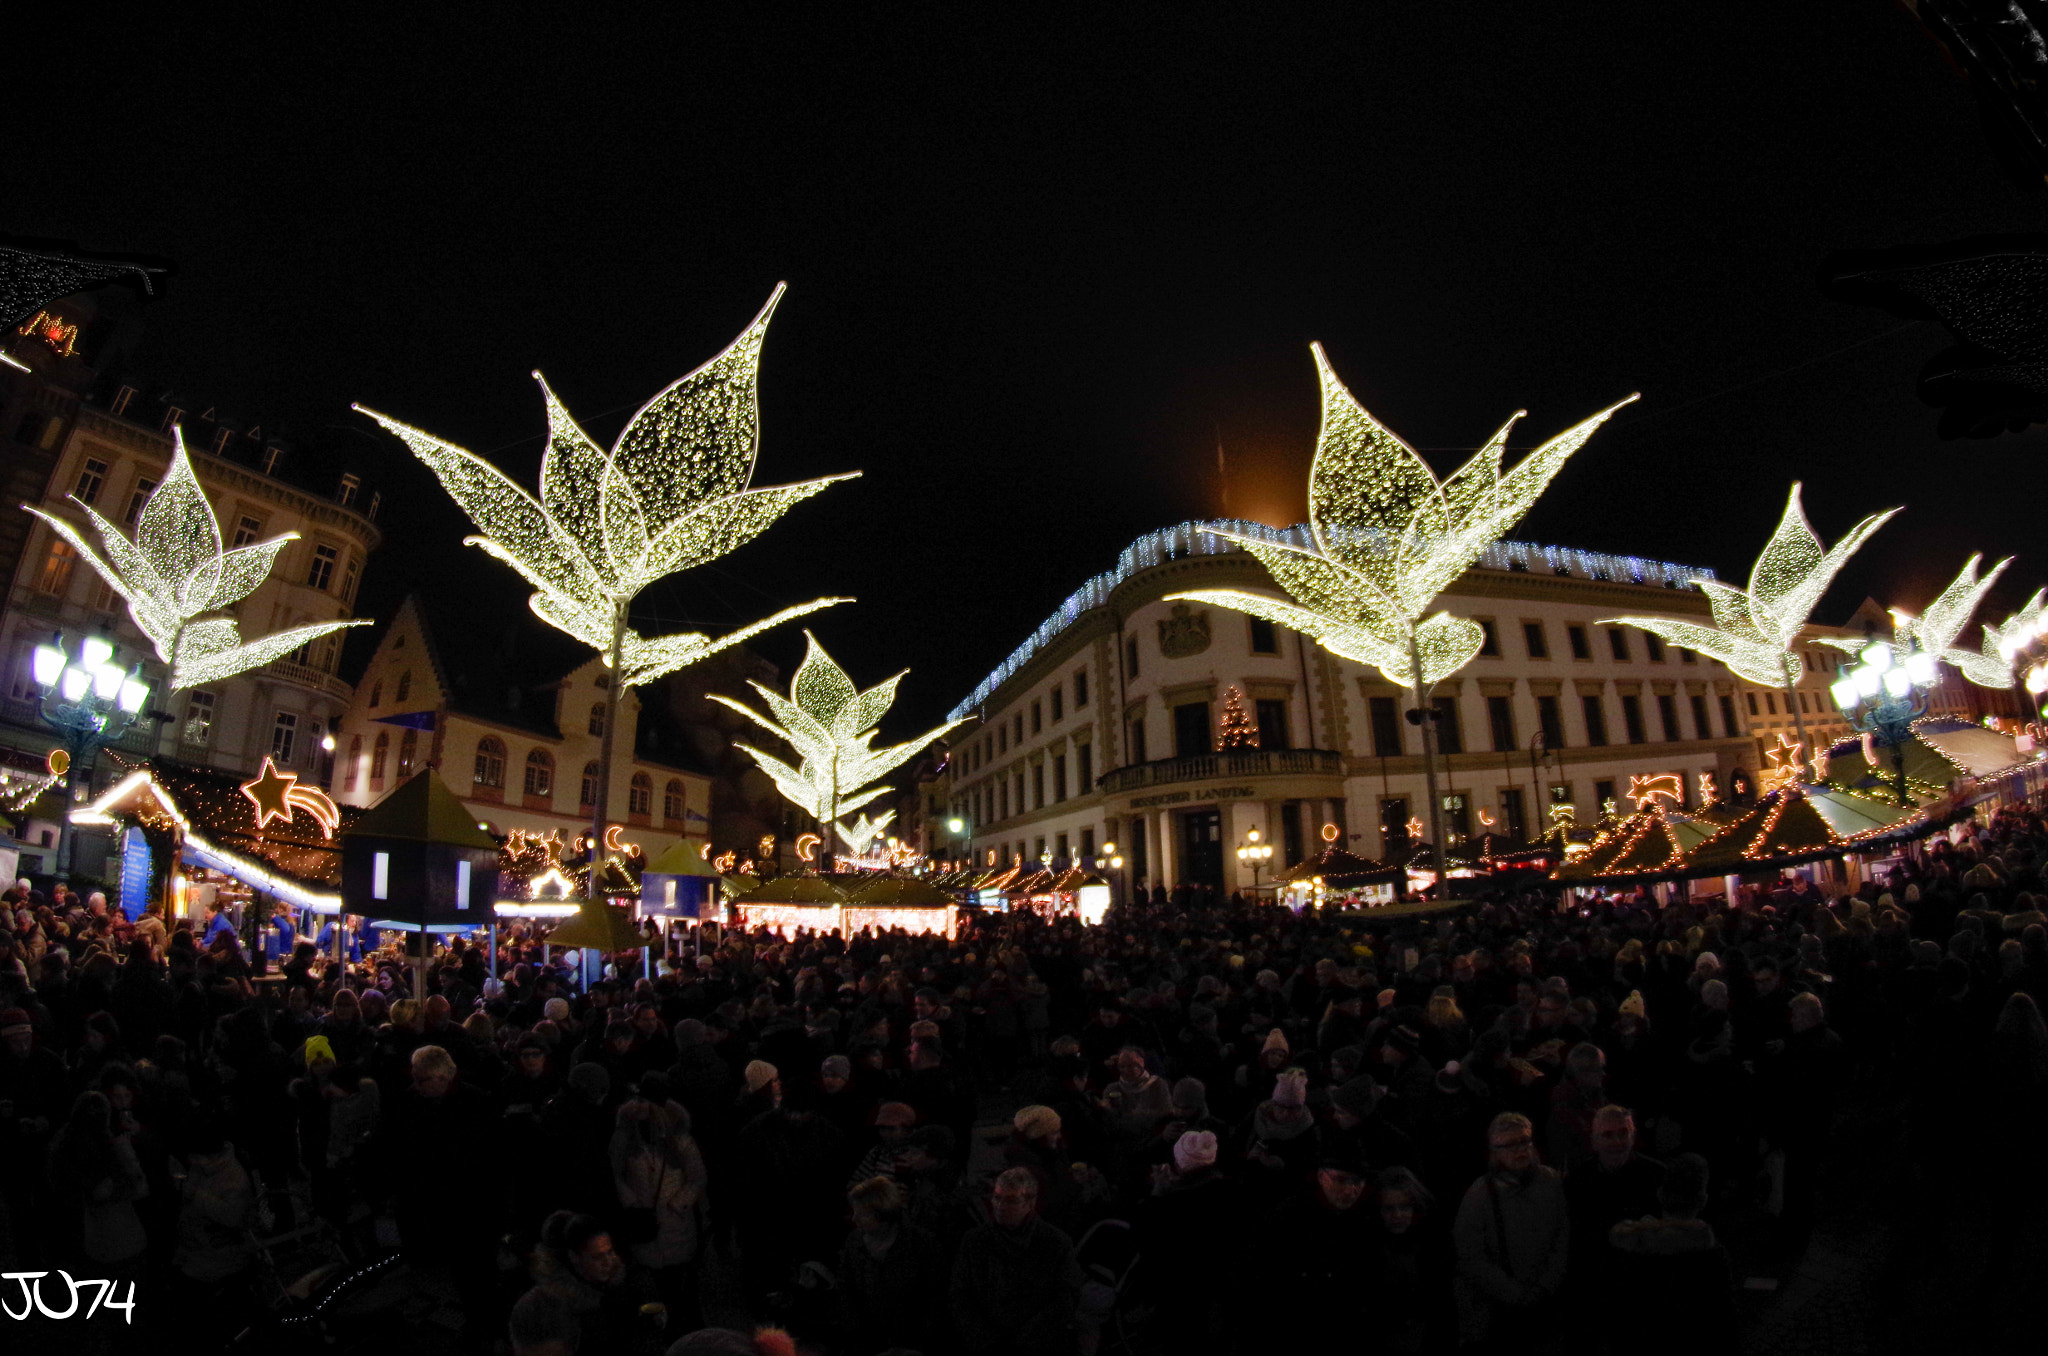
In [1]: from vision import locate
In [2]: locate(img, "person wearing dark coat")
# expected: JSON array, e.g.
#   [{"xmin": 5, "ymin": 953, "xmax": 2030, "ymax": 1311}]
[
  {"xmin": 837, "ymin": 1174, "xmax": 951, "ymax": 1355},
  {"xmin": 1367, "ymin": 1165, "xmax": 1457, "ymax": 1356},
  {"xmin": 1604, "ymin": 1154, "xmax": 1738, "ymax": 1356},
  {"xmin": 950, "ymin": 1167, "xmax": 1084, "ymax": 1356},
  {"xmin": 1564, "ymin": 1104, "xmax": 1666, "ymax": 1304},
  {"xmin": 1265, "ymin": 1145, "xmax": 1378, "ymax": 1306},
  {"xmin": 1134, "ymin": 1129, "xmax": 1245, "ymax": 1349}
]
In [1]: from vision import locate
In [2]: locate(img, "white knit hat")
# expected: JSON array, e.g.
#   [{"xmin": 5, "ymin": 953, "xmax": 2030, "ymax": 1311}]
[{"xmin": 1173, "ymin": 1129, "xmax": 1219, "ymax": 1172}]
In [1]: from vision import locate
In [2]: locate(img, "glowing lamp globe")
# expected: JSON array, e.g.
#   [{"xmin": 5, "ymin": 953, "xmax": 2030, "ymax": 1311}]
[
  {"xmin": 92, "ymin": 664, "xmax": 123, "ymax": 701},
  {"xmin": 80, "ymin": 635, "xmax": 114, "ymax": 671},
  {"xmin": 31, "ymin": 642, "xmax": 65, "ymax": 688},
  {"xmin": 1830, "ymin": 677, "xmax": 1858, "ymax": 710},
  {"xmin": 60, "ymin": 666, "xmax": 91, "ymax": 702},
  {"xmin": 117, "ymin": 674, "xmax": 150, "ymax": 713}
]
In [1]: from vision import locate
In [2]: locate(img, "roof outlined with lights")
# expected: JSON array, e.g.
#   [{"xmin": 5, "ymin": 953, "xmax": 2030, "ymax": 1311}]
[{"xmin": 948, "ymin": 520, "xmax": 1718, "ymax": 719}]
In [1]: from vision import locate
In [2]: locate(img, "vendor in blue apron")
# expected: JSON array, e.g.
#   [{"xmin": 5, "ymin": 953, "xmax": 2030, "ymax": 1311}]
[
  {"xmin": 315, "ymin": 914, "xmax": 371, "ymax": 962},
  {"xmin": 201, "ymin": 898, "xmax": 239, "ymax": 952},
  {"xmin": 261, "ymin": 907, "xmax": 298, "ymax": 963}
]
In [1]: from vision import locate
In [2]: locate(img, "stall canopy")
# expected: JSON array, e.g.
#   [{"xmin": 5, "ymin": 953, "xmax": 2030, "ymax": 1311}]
[
  {"xmin": 1278, "ymin": 845, "xmax": 1404, "ymax": 886},
  {"xmin": 639, "ymin": 841, "xmax": 720, "ymax": 919},
  {"xmin": 846, "ymin": 875, "xmax": 955, "ymax": 907},
  {"xmin": 1812, "ymin": 717, "xmax": 2034, "ymax": 803},
  {"xmin": 1553, "ymin": 784, "xmax": 1922, "ymax": 885},
  {"xmin": 543, "ymin": 901, "xmax": 648, "ymax": 951},
  {"xmin": 339, "ymin": 770, "xmax": 501, "ymax": 932}
]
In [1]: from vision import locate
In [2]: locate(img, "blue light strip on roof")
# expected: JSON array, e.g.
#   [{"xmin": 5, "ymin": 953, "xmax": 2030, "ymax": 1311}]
[{"xmin": 946, "ymin": 520, "xmax": 1718, "ymax": 720}]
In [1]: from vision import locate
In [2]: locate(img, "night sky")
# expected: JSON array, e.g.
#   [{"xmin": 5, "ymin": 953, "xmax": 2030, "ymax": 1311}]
[{"xmin": 15, "ymin": 9, "xmax": 2046, "ymax": 735}]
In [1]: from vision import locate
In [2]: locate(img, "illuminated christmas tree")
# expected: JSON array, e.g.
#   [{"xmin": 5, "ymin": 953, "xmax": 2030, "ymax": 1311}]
[{"xmin": 1217, "ymin": 685, "xmax": 1257, "ymax": 748}]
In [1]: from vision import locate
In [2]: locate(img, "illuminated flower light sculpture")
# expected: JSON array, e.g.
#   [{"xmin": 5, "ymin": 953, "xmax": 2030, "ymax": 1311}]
[
  {"xmin": 711, "ymin": 633, "xmax": 966, "ymax": 869},
  {"xmin": 1603, "ymin": 482, "xmax": 1899, "ymax": 755},
  {"xmin": 356, "ymin": 285, "xmax": 857, "ymax": 884},
  {"xmin": 22, "ymin": 428, "xmax": 369, "ymax": 690},
  {"xmin": 1975, "ymin": 588, "xmax": 2048, "ymax": 688},
  {"xmin": 1168, "ymin": 343, "xmax": 1635, "ymax": 878},
  {"xmin": 1818, "ymin": 554, "xmax": 2014, "ymax": 689}
]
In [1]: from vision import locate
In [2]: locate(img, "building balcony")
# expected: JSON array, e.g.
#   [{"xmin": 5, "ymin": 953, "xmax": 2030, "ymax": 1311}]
[
  {"xmin": 262, "ymin": 658, "xmax": 355, "ymax": 701},
  {"xmin": 1097, "ymin": 747, "xmax": 1345, "ymax": 795}
]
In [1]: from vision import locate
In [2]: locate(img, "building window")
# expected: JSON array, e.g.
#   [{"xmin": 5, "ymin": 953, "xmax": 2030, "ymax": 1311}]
[
  {"xmin": 1568, "ymin": 626, "xmax": 1591, "ymax": 660},
  {"xmin": 1550, "ymin": 782, "xmax": 1574, "ymax": 806},
  {"xmin": 397, "ymin": 728, "xmax": 418, "ymax": 776},
  {"xmin": 1523, "ymin": 622, "xmax": 1548, "ymax": 659},
  {"xmin": 368, "ymin": 680, "xmax": 382, "ymax": 709},
  {"xmin": 1747, "ymin": 692, "xmax": 1759, "ymax": 716},
  {"xmin": 272, "ymin": 711, "xmax": 299, "ymax": 764},
  {"xmin": 1381, "ymin": 797, "xmax": 1411, "ymax": 849},
  {"xmin": 1690, "ymin": 694, "xmax": 1710, "ymax": 739},
  {"xmin": 395, "ymin": 670, "xmax": 411, "ymax": 703},
  {"xmin": 1032, "ymin": 764, "xmax": 1045, "ymax": 810},
  {"xmin": 1013, "ymin": 714, "xmax": 1023, "ymax": 744},
  {"xmin": 1014, "ymin": 774, "xmax": 1025, "ymax": 815},
  {"xmin": 1442, "ymin": 792, "xmax": 1472, "ymax": 841},
  {"xmin": 474, "ymin": 737, "xmax": 507, "ymax": 787},
  {"xmin": 1594, "ymin": 779, "xmax": 1617, "ymax": 812},
  {"xmin": 184, "ymin": 691, "xmax": 216, "ymax": 745},
  {"xmin": 525, "ymin": 750, "xmax": 554, "ymax": 797},
  {"xmin": 1620, "ymin": 694, "xmax": 1646, "ymax": 744},
  {"xmin": 75, "ymin": 457, "xmax": 109, "ymax": 504},
  {"xmin": 1256, "ymin": 698, "xmax": 1289, "ymax": 750},
  {"xmin": 1537, "ymin": 695, "xmax": 1565, "ymax": 749},
  {"xmin": 124, "ymin": 478, "xmax": 157, "ymax": 525},
  {"xmin": 1053, "ymin": 754, "xmax": 1067, "ymax": 802},
  {"xmin": 340, "ymin": 559, "xmax": 359, "ymax": 606},
  {"xmin": 1582, "ymin": 695, "xmax": 1609, "ymax": 746},
  {"xmin": 1078, "ymin": 743, "xmax": 1094, "ymax": 789},
  {"xmin": 1369, "ymin": 696, "xmax": 1402, "ymax": 756},
  {"xmin": 1719, "ymin": 694, "xmax": 1738, "ymax": 736},
  {"xmin": 1127, "ymin": 717, "xmax": 1147, "ymax": 764},
  {"xmin": 997, "ymin": 726, "xmax": 1007, "ymax": 754},
  {"xmin": 580, "ymin": 762, "xmax": 600, "ymax": 808},
  {"xmin": 262, "ymin": 446, "xmax": 283, "ymax": 476},
  {"xmin": 1051, "ymin": 689, "xmax": 1063, "ymax": 723},
  {"xmin": 307, "ymin": 544, "xmax": 338, "ymax": 591},
  {"xmin": 663, "ymin": 779, "xmax": 684, "ymax": 820},
  {"xmin": 1679, "ymin": 646, "xmax": 1697, "ymax": 664},
  {"xmin": 1125, "ymin": 635, "xmax": 1140, "ymax": 679},
  {"xmin": 163, "ymin": 408, "xmax": 183, "ymax": 433},
  {"xmin": 1031, "ymin": 701, "xmax": 1042, "ymax": 735},
  {"xmin": 1644, "ymin": 633, "xmax": 1665, "ymax": 662},
  {"xmin": 1173, "ymin": 702, "xmax": 1212, "ymax": 758},
  {"xmin": 1055, "ymin": 832, "xmax": 1069, "ymax": 865},
  {"xmin": 1431, "ymin": 696, "xmax": 1463, "ymax": 755},
  {"xmin": 1074, "ymin": 668, "xmax": 1089, "ymax": 708},
  {"xmin": 1478, "ymin": 620, "xmax": 1499, "ymax": 657},
  {"xmin": 337, "ymin": 473, "xmax": 360, "ymax": 507},
  {"xmin": 1501, "ymin": 787, "xmax": 1527, "ymax": 840},
  {"xmin": 999, "ymin": 780, "xmax": 1010, "ymax": 819},
  {"xmin": 1765, "ymin": 692, "xmax": 1777, "ymax": 715},
  {"xmin": 1608, "ymin": 628, "xmax": 1629, "ymax": 662},
  {"xmin": 1080, "ymin": 827, "xmax": 1096, "ymax": 861},
  {"xmin": 1249, "ymin": 616, "xmax": 1279, "ymax": 655},
  {"xmin": 628, "ymin": 772, "xmax": 652, "ymax": 817},
  {"xmin": 111, "ymin": 386, "xmax": 135, "ymax": 416},
  {"xmin": 588, "ymin": 703, "xmax": 606, "ymax": 737},
  {"xmin": 233, "ymin": 515, "xmax": 263, "ymax": 547},
  {"xmin": 36, "ymin": 538, "xmax": 77, "ymax": 595},
  {"xmin": 371, "ymin": 732, "xmax": 389, "ymax": 780},
  {"xmin": 345, "ymin": 735, "xmax": 362, "ymax": 791},
  {"xmin": 1657, "ymin": 694, "xmax": 1680, "ymax": 741},
  {"xmin": 1488, "ymin": 695, "xmax": 1516, "ymax": 752}
]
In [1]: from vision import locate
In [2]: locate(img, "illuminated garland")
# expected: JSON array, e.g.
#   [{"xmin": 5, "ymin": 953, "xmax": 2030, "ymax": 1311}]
[
  {"xmin": 1170, "ymin": 346, "xmax": 1636, "ymax": 688},
  {"xmin": 1603, "ymin": 483, "xmax": 1899, "ymax": 687},
  {"xmin": 357, "ymin": 286, "xmax": 857, "ymax": 687},
  {"xmin": 22, "ymin": 426, "xmax": 368, "ymax": 690},
  {"xmin": 712, "ymin": 632, "xmax": 966, "ymax": 842},
  {"xmin": 1822, "ymin": 555, "xmax": 2013, "ymax": 689}
]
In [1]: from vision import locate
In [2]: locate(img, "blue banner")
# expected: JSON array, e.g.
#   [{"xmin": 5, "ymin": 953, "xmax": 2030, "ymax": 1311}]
[{"xmin": 118, "ymin": 826, "xmax": 151, "ymax": 916}]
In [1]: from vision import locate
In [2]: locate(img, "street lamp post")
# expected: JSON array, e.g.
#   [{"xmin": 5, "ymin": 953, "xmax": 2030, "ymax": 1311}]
[
  {"xmin": 1235, "ymin": 827, "xmax": 1273, "ymax": 896},
  {"xmin": 28, "ymin": 632, "xmax": 153, "ymax": 884},
  {"xmin": 1092, "ymin": 839, "xmax": 1125, "ymax": 908},
  {"xmin": 1830, "ymin": 639, "xmax": 1936, "ymax": 807}
]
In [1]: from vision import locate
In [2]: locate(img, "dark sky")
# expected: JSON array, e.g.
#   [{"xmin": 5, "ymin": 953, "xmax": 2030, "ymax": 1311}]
[{"xmin": 14, "ymin": 9, "xmax": 2046, "ymax": 733}]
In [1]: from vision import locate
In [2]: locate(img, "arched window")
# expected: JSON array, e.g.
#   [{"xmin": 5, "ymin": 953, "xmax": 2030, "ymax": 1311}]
[
  {"xmin": 663, "ymin": 779, "xmax": 684, "ymax": 821},
  {"xmin": 473, "ymin": 737, "xmax": 506, "ymax": 788},
  {"xmin": 398, "ymin": 728, "xmax": 418, "ymax": 776},
  {"xmin": 395, "ymin": 670, "xmax": 411, "ymax": 703},
  {"xmin": 580, "ymin": 761, "xmax": 600, "ymax": 808},
  {"xmin": 371, "ymin": 731, "xmax": 389, "ymax": 780},
  {"xmin": 524, "ymin": 749, "xmax": 554, "ymax": 797},
  {"xmin": 628, "ymin": 771, "xmax": 652, "ymax": 817},
  {"xmin": 368, "ymin": 680, "xmax": 382, "ymax": 708},
  {"xmin": 344, "ymin": 735, "xmax": 363, "ymax": 791},
  {"xmin": 588, "ymin": 702, "xmax": 606, "ymax": 737}
]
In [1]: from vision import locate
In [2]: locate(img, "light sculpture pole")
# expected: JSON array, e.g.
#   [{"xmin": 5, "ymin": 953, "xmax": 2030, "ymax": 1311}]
[
  {"xmin": 1168, "ymin": 344, "xmax": 1634, "ymax": 893},
  {"xmin": 28, "ymin": 632, "xmax": 152, "ymax": 882}
]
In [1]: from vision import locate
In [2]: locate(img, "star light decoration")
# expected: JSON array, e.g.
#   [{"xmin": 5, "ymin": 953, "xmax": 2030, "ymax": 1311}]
[
  {"xmin": 355, "ymin": 285, "xmax": 856, "ymax": 688},
  {"xmin": 1758, "ymin": 733, "xmax": 1807, "ymax": 794},
  {"xmin": 1167, "ymin": 345, "xmax": 1636, "ymax": 687},
  {"xmin": 239, "ymin": 757, "xmax": 342, "ymax": 837},
  {"xmin": 21, "ymin": 428, "xmax": 369, "ymax": 690},
  {"xmin": 710, "ymin": 633, "xmax": 967, "ymax": 855},
  {"xmin": 1602, "ymin": 483, "xmax": 1899, "ymax": 689},
  {"xmin": 1817, "ymin": 554, "xmax": 2014, "ymax": 688},
  {"xmin": 1627, "ymin": 774, "xmax": 1684, "ymax": 810}
]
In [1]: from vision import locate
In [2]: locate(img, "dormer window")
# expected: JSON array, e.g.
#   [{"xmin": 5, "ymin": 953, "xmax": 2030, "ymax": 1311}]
[
  {"xmin": 338, "ymin": 473, "xmax": 360, "ymax": 507},
  {"xmin": 110, "ymin": 387, "xmax": 135, "ymax": 417},
  {"xmin": 212, "ymin": 427, "xmax": 232, "ymax": 454},
  {"xmin": 262, "ymin": 446, "xmax": 283, "ymax": 476},
  {"xmin": 162, "ymin": 407, "xmax": 183, "ymax": 433}
]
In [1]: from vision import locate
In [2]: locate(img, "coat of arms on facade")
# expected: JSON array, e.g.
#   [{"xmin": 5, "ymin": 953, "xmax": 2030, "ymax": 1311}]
[{"xmin": 1158, "ymin": 602, "xmax": 1211, "ymax": 658}]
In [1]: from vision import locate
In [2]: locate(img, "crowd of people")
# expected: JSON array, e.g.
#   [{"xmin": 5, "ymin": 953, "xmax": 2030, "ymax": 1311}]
[{"xmin": 4, "ymin": 797, "xmax": 2048, "ymax": 1355}]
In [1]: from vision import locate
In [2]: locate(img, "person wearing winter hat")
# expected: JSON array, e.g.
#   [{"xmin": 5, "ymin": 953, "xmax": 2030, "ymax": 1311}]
[
  {"xmin": 1264, "ymin": 1137, "xmax": 1374, "ymax": 1310},
  {"xmin": 1003, "ymin": 1105, "xmax": 1078, "ymax": 1230},
  {"xmin": 1171, "ymin": 1127, "xmax": 1218, "ymax": 1173},
  {"xmin": 743, "ymin": 1059, "xmax": 779, "ymax": 1096},
  {"xmin": 1013, "ymin": 1104, "xmax": 1062, "ymax": 1141},
  {"xmin": 1244, "ymin": 1067, "xmax": 1320, "ymax": 1199}
]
